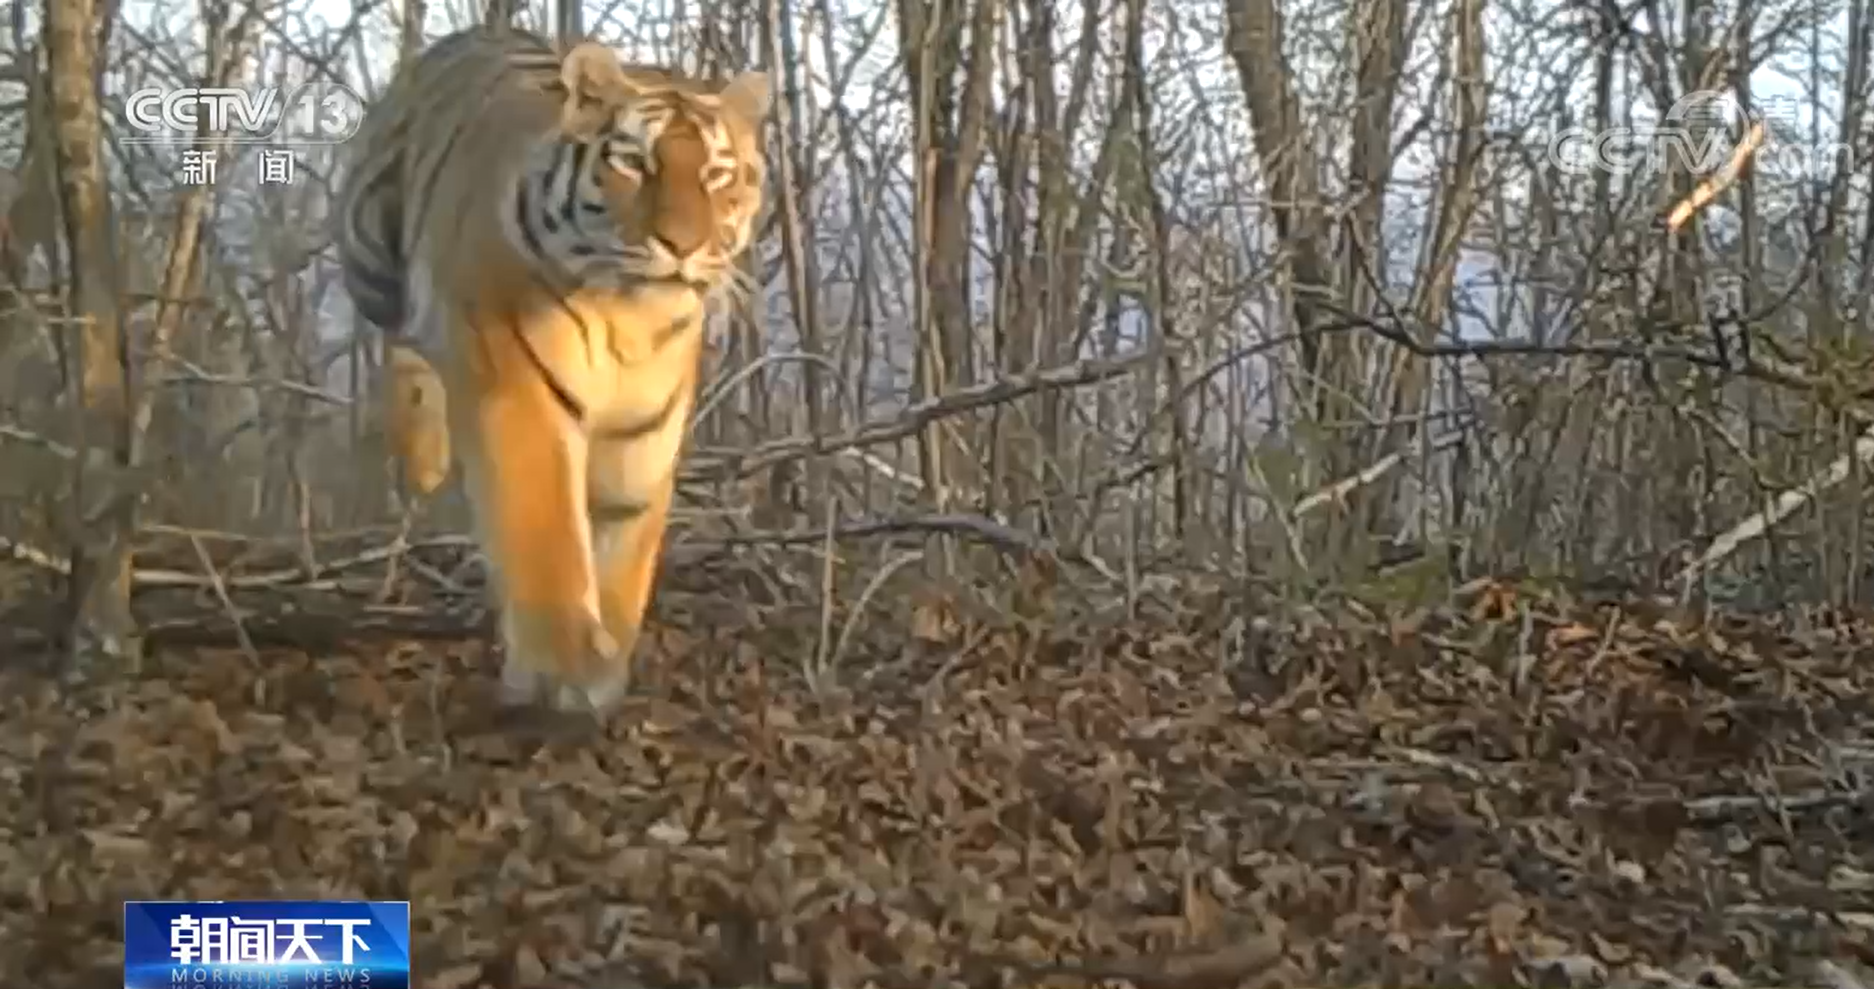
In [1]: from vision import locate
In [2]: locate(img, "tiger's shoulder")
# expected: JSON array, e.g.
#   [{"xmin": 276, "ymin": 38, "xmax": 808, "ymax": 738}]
[
  {"xmin": 345, "ymin": 28, "xmax": 568, "ymax": 155},
  {"xmin": 389, "ymin": 26, "xmax": 563, "ymax": 85}
]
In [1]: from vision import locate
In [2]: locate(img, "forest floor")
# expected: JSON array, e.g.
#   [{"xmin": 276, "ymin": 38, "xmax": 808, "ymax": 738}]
[{"xmin": 3, "ymin": 563, "xmax": 1874, "ymax": 989}]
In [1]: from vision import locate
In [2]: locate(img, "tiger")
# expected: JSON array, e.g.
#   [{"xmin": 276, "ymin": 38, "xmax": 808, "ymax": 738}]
[{"xmin": 332, "ymin": 27, "xmax": 770, "ymax": 713}]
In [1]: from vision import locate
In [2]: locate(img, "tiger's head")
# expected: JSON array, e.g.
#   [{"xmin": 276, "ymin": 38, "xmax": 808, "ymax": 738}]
[{"xmin": 541, "ymin": 42, "xmax": 771, "ymax": 296}]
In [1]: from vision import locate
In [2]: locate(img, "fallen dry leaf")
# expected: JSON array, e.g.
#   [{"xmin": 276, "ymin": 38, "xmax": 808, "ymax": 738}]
[{"xmin": 3, "ymin": 575, "xmax": 1871, "ymax": 988}]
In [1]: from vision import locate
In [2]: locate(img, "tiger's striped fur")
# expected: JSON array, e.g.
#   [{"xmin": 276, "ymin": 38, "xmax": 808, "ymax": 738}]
[{"xmin": 332, "ymin": 28, "xmax": 770, "ymax": 713}]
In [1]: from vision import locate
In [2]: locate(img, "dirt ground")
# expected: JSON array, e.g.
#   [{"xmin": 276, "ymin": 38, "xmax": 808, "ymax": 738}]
[{"xmin": 4, "ymin": 573, "xmax": 1873, "ymax": 988}]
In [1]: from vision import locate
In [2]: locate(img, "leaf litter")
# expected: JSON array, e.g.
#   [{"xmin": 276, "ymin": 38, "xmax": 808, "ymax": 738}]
[{"xmin": 3, "ymin": 577, "xmax": 1874, "ymax": 988}]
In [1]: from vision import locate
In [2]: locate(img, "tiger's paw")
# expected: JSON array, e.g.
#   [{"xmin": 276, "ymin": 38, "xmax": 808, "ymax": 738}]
[
  {"xmin": 496, "ymin": 608, "xmax": 629, "ymax": 714},
  {"xmin": 549, "ymin": 674, "xmax": 630, "ymax": 714}
]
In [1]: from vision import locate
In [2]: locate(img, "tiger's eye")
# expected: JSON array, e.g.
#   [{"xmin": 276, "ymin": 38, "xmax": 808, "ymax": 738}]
[{"xmin": 608, "ymin": 149, "xmax": 647, "ymax": 174}]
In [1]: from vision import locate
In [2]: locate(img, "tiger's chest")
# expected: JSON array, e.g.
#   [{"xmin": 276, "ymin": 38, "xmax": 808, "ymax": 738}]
[{"xmin": 525, "ymin": 282, "xmax": 707, "ymax": 430}]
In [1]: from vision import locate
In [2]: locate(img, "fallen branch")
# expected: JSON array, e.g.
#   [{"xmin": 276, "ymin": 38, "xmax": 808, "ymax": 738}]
[
  {"xmin": 1, "ymin": 533, "xmax": 67, "ymax": 570},
  {"xmin": 186, "ymin": 531, "xmax": 260, "ymax": 666},
  {"xmin": 10, "ymin": 508, "xmax": 1119, "ymax": 592},
  {"xmin": 1672, "ymin": 422, "xmax": 1874, "ymax": 590},
  {"xmin": 700, "ymin": 512, "xmax": 1121, "ymax": 581},
  {"xmin": 1291, "ymin": 431, "xmax": 1466, "ymax": 520},
  {"xmin": 0, "ymin": 421, "xmax": 77, "ymax": 460},
  {"xmin": 0, "ymin": 532, "xmax": 476, "ymax": 589},
  {"xmin": 681, "ymin": 348, "xmax": 1162, "ymax": 482}
]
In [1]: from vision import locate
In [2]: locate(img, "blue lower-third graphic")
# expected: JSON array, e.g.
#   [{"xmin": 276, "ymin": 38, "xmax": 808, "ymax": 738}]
[{"xmin": 123, "ymin": 899, "xmax": 411, "ymax": 989}]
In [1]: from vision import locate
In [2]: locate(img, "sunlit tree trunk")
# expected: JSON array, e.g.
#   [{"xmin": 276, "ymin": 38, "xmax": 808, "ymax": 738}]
[{"xmin": 45, "ymin": 0, "xmax": 135, "ymax": 663}]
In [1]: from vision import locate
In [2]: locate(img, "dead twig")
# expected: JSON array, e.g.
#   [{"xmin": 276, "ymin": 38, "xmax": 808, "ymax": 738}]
[
  {"xmin": 0, "ymin": 421, "xmax": 77, "ymax": 460},
  {"xmin": 702, "ymin": 512, "xmax": 1120, "ymax": 581},
  {"xmin": 185, "ymin": 531, "xmax": 260, "ymax": 668},
  {"xmin": 681, "ymin": 348, "xmax": 1166, "ymax": 482}
]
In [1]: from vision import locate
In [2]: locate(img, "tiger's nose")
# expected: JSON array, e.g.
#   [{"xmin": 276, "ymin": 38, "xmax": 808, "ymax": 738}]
[{"xmin": 650, "ymin": 230, "xmax": 711, "ymax": 259}]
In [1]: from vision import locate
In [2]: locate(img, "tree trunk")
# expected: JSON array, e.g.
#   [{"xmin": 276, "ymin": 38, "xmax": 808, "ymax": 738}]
[
  {"xmin": 1220, "ymin": 0, "xmax": 1340, "ymax": 567},
  {"xmin": 555, "ymin": 0, "xmax": 581, "ymax": 39},
  {"xmin": 900, "ymin": 0, "xmax": 999, "ymax": 536},
  {"xmin": 45, "ymin": 0, "xmax": 134, "ymax": 663},
  {"xmin": 1376, "ymin": 0, "xmax": 1486, "ymax": 520}
]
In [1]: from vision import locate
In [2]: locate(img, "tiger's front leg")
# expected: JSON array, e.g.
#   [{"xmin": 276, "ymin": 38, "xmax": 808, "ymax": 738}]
[
  {"xmin": 586, "ymin": 386, "xmax": 695, "ymax": 701},
  {"xmin": 589, "ymin": 467, "xmax": 676, "ymax": 696},
  {"xmin": 454, "ymin": 326, "xmax": 620, "ymax": 714}
]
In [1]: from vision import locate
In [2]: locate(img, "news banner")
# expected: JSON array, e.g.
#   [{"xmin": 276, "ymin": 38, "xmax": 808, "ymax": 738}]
[{"xmin": 123, "ymin": 900, "xmax": 411, "ymax": 989}]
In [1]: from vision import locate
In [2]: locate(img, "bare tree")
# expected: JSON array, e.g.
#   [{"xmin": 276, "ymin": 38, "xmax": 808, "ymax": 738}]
[
  {"xmin": 44, "ymin": 0, "xmax": 133, "ymax": 661},
  {"xmin": 899, "ymin": 0, "xmax": 997, "ymax": 534},
  {"xmin": 7, "ymin": 0, "xmax": 1874, "ymax": 664}
]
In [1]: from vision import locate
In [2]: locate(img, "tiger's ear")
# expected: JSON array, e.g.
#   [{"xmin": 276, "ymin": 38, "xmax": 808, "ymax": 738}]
[
  {"xmin": 559, "ymin": 41, "xmax": 636, "ymax": 137},
  {"xmin": 719, "ymin": 71, "xmax": 772, "ymax": 125}
]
